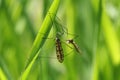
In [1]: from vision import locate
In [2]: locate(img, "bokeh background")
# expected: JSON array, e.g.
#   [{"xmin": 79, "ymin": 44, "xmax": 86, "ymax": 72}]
[{"xmin": 0, "ymin": 0, "xmax": 120, "ymax": 80}]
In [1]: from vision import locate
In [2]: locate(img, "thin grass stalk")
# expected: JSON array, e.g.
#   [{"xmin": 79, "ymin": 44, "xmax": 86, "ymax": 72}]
[
  {"xmin": 65, "ymin": 0, "xmax": 77, "ymax": 80},
  {"xmin": 101, "ymin": 0, "xmax": 120, "ymax": 65},
  {"xmin": 0, "ymin": 68, "xmax": 7, "ymax": 80},
  {"xmin": 91, "ymin": 0, "xmax": 101, "ymax": 80},
  {"xmin": 0, "ymin": 57, "xmax": 13, "ymax": 80},
  {"xmin": 20, "ymin": 0, "xmax": 60, "ymax": 79}
]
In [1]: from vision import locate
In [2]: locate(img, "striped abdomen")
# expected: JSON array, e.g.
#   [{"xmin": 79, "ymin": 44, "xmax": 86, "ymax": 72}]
[{"xmin": 56, "ymin": 38, "xmax": 64, "ymax": 63}]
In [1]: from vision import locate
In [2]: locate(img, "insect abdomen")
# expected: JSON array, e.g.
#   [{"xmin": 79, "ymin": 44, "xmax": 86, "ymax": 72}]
[{"xmin": 56, "ymin": 38, "xmax": 64, "ymax": 63}]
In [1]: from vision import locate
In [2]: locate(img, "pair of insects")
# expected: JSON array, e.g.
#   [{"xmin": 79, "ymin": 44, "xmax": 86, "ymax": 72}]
[
  {"xmin": 45, "ymin": 14, "xmax": 82, "ymax": 63},
  {"xmin": 55, "ymin": 37, "xmax": 81, "ymax": 63}
]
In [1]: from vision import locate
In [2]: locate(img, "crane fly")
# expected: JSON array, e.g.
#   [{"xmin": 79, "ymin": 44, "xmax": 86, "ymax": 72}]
[
  {"xmin": 39, "ymin": 13, "xmax": 81, "ymax": 63},
  {"xmin": 66, "ymin": 39, "xmax": 82, "ymax": 54},
  {"xmin": 55, "ymin": 37, "xmax": 64, "ymax": 63}
]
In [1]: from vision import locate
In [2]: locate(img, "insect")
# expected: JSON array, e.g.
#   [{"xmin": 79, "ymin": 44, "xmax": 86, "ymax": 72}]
[
  {"xmin": 37, "ymin": 37, "xmax": 65, "ymax": 63},
  {"xmin": 66, "ymin": 39, "xmax": 82, "ymax": 54},
  {"xmin": 55, "ymin": 37, "xmax": 64, "ymax": 63},
  {"xmin": 40, "ymin": 13, "xmax": 81, "ymax": 63}
]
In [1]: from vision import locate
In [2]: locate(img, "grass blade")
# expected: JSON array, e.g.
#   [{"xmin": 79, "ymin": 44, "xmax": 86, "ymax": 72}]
[{"xmin": 20, "ymin": 0, "xmax": 60, "ymax": 79}]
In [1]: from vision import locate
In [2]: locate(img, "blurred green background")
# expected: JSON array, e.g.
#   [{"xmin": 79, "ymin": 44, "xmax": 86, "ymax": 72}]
[{"xmin": 0, "ymin": 0, "xmax": 120, "ymax": 80}]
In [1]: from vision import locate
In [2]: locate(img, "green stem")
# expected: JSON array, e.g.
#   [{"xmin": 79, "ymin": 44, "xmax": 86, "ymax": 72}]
[
  {"xmin": 65, "ymin": 0, "xmax": 77, "ymax": 80},
  {"xmin": 20, "ymin": 0, "xmax": 60, "ymax": 79}
]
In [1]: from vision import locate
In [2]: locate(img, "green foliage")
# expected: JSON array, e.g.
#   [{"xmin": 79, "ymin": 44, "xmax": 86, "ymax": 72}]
[{"xmin": 0, "ymin": 0, "xmax": 120, "ymax": 80}]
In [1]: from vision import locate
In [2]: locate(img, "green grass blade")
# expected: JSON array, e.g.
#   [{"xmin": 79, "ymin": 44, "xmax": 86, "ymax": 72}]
[
  {"xmin": 101, "ymin": 9, "xmax": 120, "ymax": 65},
  {"xmin": 0, "ymin": 68, "xmax": 7, "ymax": 80},
  {"xmin": 20, "ymin": 49, "xmax": 40, "ymax": 80},
  {"xmin": 20, "ymin": 0, "xmax": 60, "ymax": 79}
]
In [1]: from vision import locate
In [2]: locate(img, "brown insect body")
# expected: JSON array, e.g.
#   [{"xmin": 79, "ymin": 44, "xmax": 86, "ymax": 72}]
[
  {"xmin": 67, "ymin": 39, "xmax": 81, "ymax": 54},
  {"xmin": 56, "ymin": 37, "xmax": 64, "ymax": 63}
]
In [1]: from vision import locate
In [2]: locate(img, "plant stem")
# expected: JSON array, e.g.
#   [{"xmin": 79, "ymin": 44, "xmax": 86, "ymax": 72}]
[{"xmin": 20, "ymin": 0, "xmax": 60, "ymax": 79}]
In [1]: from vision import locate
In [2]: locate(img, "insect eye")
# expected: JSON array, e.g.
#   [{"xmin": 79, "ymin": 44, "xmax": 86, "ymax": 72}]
[
  {"xmin": 66, "ymin": 39, "xmax": 73, "ymax": 43},
  {"xmin": 66, "ymin": 40, "xmax": 70, "ymax": 44},
  {"xmin": 70, "ymin": 39, "xmax": 73, "ymax": 42}
]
